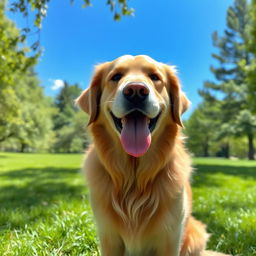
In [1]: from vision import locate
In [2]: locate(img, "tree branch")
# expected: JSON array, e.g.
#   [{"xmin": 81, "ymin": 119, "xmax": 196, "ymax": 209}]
[{"xmin": 0, "ymin": 132, "xmax": 15, "ymax": 143}]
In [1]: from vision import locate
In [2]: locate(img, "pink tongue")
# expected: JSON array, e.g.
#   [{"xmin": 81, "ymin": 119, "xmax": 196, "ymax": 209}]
[{"xmin": 121, "ymin": 113, "xmax": 151, "ymax": 157}]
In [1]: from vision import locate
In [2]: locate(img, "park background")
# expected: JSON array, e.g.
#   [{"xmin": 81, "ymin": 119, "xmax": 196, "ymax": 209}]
[{"xmin": 0, "ymin": 0, "xmax": 256, "ymax": 255}]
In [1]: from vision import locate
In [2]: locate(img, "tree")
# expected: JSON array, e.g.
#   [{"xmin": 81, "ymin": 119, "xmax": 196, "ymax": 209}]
[
  {"xmin": 53, "ymin": 82, "xmax": 82, "ymax": 129},
  {"xmin": 233, "ymin": 110, "xmax": 256, "ymax": 159},
  {"xmin": 250, "ymin": 0, "xmax": 256, "ymax": 46},
  {"xmin": 0, "ymin": 0, "xmax": 34, "ymax": 126},
  {"xmin": 246, "ymin": 0, "xmax": 256, "ymax": 111},
  {"xmin": 200, "ymin": 0, "xmax": 255, "ymax": 160},
  {"xmin": 185, "ymin": 106, "xmax": 211, "ymax": 157},
  {"xmin": 185, "ymin": 102, "xmax": 226, "ymax": 157},
  {"xmin": 52, "ymin": 111, "xmax": 89, "ymax": 153},
  {"xmin": 0, "ymin": 1, "xmax": 48, "ymax": 150},
  {"xmin": 1, "ymin": 1, "xmax": 88, "ymax": 153},
  {"xmin": 0, "ymin": 70, "xmax": 55, "ymax": 152},
  {"xmin": 0, "ymin": 1, "xmax": 37, "ymax": 86},
  {"xmin": 52, "ymin": 82, "xmax": 89, "ymax": 153}
]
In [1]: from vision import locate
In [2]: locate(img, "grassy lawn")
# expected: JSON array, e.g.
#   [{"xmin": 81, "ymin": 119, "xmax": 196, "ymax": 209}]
[
  {"xmin": 192, "ymin": 158, "xmax": 256, "ymax": 256},
  {"xmin": 0, "ymin": 153, "xmax": 255, "ymax": 255}
]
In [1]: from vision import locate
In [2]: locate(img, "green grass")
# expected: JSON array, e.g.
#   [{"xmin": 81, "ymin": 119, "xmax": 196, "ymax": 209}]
[
  {"xmin": 192, "ymin": 158, "xmax": 256, "ymax": 256},
  {"xmin": 0, "ymin": 153, "xmax": 255, "ymax": 255},
  {"xmin": 0, "ymin": 153, "xmax": 98, "ymax": 256}
]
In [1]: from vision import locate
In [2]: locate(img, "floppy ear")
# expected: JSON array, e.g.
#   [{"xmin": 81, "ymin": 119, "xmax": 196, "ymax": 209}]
[
  {"xmin": 76, "ymin": 63, "xmax": 109, "ymax": 125},
  {"xmin": 164, "ymin": 65, "xmax": 190, "ymax": 127}
]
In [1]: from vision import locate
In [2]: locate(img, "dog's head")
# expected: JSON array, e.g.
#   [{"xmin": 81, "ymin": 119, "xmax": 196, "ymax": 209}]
[{"xmin": 77, "ymin": 55, "xmax": 190, "ymax": 157}]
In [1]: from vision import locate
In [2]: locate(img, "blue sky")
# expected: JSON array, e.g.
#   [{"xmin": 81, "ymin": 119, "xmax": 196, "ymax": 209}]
[{"xmin": 8, "ymin": 0, "xmax": 233, "ymax": 118}]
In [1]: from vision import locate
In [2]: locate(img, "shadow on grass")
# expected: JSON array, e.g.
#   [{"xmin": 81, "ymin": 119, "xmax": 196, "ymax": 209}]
[
  {"xmin": 192, "ymin": 162, "xmax": 256, "ymax": 255},
  {"xmin": 0, "ymin": 167, "xmax": 81, "ymax": 179},
  {"xmin": 0, "ymin": 167, "xmax": 88, "ymax": 230},
  {"xmin": 192, "ymin": 164, "xmax": 256, "ymax": 187}
]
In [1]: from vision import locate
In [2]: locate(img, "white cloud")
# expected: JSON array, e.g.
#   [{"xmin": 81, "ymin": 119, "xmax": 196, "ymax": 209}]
[{"xmin": 50, "ymin": 79, "xmax": 65, "ymax": 90}]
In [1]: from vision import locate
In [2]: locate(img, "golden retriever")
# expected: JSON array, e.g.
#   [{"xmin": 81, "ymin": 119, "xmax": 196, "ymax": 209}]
[{"xmin": 76, "ymin": 55, "xmax": 230, "ymax": 256}]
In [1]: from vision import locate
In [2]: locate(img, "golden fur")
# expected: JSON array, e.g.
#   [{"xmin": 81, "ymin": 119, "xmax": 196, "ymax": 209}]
[{"xmin": 77, "ymin": 55, "xmax": 230, "ymax": 256}]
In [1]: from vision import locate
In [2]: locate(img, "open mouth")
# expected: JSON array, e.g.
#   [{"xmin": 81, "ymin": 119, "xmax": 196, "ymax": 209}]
[
  {"xmin": 110, "ymin": 111, "xmax": 160, "ymax": 134},
  {"xmin": 110, "ymin": 110, "xmax": 160, "ymax": 157}
]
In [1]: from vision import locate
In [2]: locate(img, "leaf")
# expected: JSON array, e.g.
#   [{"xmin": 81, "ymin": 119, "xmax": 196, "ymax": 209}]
[
  {"xmin": 31, "ymin": 41, "xmax": 40, "ymax": 51},
  {"xmin": 114, "ymin": 12, "xmax": 121, "ymax": 21}
]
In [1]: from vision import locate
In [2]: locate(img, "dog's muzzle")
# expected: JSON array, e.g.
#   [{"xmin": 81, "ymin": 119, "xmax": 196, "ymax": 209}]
[{"xmin": 110, "ymin": 81, "xmax": 161, "ymax": 157}]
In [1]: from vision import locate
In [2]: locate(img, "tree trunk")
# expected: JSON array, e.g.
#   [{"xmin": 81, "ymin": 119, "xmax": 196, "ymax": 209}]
[
  {"xmin": 203, "ymin": 142, "xmax": 209, "ymax": 157},
  {"xmin": 247, "ymin": 133, "xmax": 255, "ymax": 160},
  {"xmin": 20, "ymin": 143, "xmax": 26, "ymax": 153},
  {"xmin": 223, "ymin": 143, "xmax": 230, "ymax": 159}
]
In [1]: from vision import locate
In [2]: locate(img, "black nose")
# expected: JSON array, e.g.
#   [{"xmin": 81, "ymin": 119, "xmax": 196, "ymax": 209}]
[{"xmin": 123, "ymin": 83, "xmax": 149, "ymax": 103}]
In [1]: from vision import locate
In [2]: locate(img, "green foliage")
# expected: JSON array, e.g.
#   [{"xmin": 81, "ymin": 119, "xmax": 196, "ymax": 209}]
[
  {"xmin": 246, "ymin": 59, "xmax": 256, "ymax": 111},
  {"xmin": 0, "ymin": 1, "xmax": 39, "ymax": 145},
  {"xmin": 0, "ymin": 1, "xmax": 54, "ymax": 152},
  {"xmin": 0, "ymin": 3, "xmax": 89, "ymax": 153},
  {"xmin": 245, "ymin": 0, "xmax": 256, "ymax": 111},
  {"xmin": 196, "ymin": 0, "xmax": 256, "ymax": 160},
  {"xmin": 234, "ymin": 109, "xmax": 256, "ymax": 135},
  {"xmin": 0, "ymin": 72, "xmax": 55, "ymax": 152},
  {"xmin": 54, "ymin": 82, "xmax": 82, "ymax": 129},
  {"xmin": 52, "ymin": 111, "xmax": 89, "ymax": 153},
  {"xmin": 9, "ymin": 0, "xmax": 49, "ymax": 28},
  {"xmin": 0, "ymin": 2, "xmax": 38, "ymax": 85},
  {"xmin": 0, "ymin": 153, "xmax": 255, "ymax": 255},
  {"xmin": 52, "ymin": 82, "xmax": 89, "ymax": 153},
  {"xmin": 185, "ymin": 103, "xmax": 218, "ymax": 157},
  {"xmin": 229, "ymin": 137, "xmax": 248, "ymax": 158},
  {"xmin": 185, "ymin": 99, "xmax": 242, "ymax": 158}
]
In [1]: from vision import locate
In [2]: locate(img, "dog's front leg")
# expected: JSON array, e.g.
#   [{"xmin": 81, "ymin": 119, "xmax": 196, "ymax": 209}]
[
  {"xmin": 159, "ymin": 190, "xmax": 188, "ymax": 256},
  {"xmin": 159, "ymin": 231, "xmax": 184, "ymax": 256},
  {"xmin": 98, "ymin": 231, "xmax": 125, "ymax": 256}
]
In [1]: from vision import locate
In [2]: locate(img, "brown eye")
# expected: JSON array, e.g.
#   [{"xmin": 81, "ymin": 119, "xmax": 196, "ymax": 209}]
[
  {"xmin": 149, "ymin": 73, "xmax": 160, "ymax": 81},
  {"xmin": 111, "ymin": 73, "xmax": 123, "ymax": 82}
]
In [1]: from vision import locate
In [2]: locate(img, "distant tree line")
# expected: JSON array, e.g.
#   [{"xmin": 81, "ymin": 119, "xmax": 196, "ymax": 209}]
[{"xmin": 185, "ymin": 0, "xmax": 256, "ymax": 160}]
